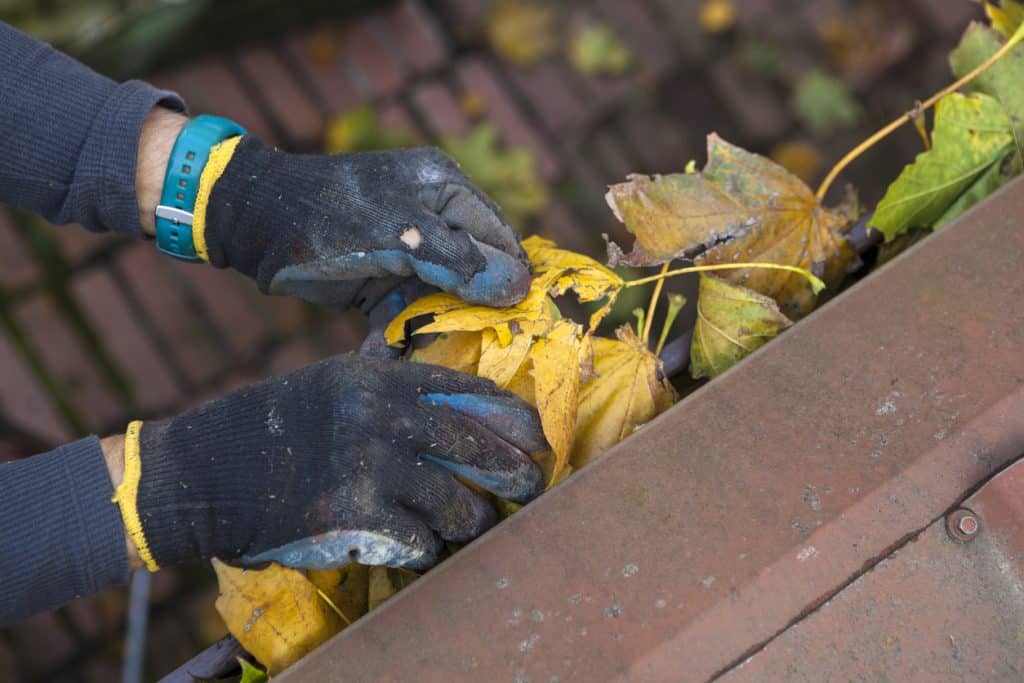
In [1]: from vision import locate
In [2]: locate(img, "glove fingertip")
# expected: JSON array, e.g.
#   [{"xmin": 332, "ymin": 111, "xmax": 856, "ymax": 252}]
[
  {"xmin": 421, "ymin": 393, "xmax": 548, "ymax": 453},
  {"xmin": 421, "ymin": 453, "xmax": 544, "ymax": 504},
  {"xmin": 457, "ymin": 240, "xmax": 531, "ymax": 306}
]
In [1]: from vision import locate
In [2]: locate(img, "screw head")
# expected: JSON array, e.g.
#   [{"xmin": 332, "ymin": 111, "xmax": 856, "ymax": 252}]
[
  {"xmin": 957, "ymin": 515, "xmax": 979, "ymax": 536},
  {"xmin": 947, "ymin": 508, "xmax": 980, "ymax": 542}
]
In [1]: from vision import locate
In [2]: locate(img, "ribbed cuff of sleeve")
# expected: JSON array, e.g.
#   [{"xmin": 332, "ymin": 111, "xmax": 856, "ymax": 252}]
[
  {"xmin": 0, "ymin": 436, "xmax": 130, "ymax": 626},
  {"xmin": 0, "ymin": 23, "xmax": 186, "ymax": 235},
  {"xmin": 70, "ymin": 80, "xmax": 186, "ymax": 237}
]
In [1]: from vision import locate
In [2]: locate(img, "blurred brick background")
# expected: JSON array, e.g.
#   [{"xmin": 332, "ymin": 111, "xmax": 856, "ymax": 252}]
[{"xmin": 0, "ymin": 0, "xmax": 982, "ymax": 679}]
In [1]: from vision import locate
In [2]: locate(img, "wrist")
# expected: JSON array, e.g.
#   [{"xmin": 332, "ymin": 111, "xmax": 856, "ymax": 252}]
[
  {"xmin": 101, "ymin": 432, "xmax": 143, "ymax": 571},
  {"xmin": 136, "ymin": 108, "xmax": 188, "ymax": 237}
]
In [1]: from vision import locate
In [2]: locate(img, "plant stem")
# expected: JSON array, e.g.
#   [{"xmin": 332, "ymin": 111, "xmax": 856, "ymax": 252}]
[
  {"xmin": 624, "ymin": 262, "xmax": 825, "ymax": 292},
  {"xmin": 317, "ymin": 588, "xmax": 351, "ymax": 625},
  {"xmin": 641, "ymin": 262, "xmax": 670, "ymax": 344},
  {"xmin": 815, "ymin": 22, "xmax": 1024, "ymax": 202},
  {"xmin": 655, "ymin": 294, "xmax": 686, "ymax": 357}
]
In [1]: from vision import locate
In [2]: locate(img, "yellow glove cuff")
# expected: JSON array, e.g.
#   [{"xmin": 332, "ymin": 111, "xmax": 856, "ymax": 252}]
[
  {"xmin": 111, "ymin": 420, "xmax": 159, "ymax": 572},
  {"xmin": 192, "ymin": 135, "xmax": 243, "ymax": 263}
]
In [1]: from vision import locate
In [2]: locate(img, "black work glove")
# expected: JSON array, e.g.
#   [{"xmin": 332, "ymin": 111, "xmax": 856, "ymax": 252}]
[
  {"xmin": 201, "ymin": 137, "xmax": 531, "ymax": 312},
  {"xmin": 128, "ymin": 355, "xmax": 547, "ymax": 571}
]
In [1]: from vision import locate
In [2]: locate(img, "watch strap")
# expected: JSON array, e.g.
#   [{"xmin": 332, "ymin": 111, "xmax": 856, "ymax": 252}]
[{"xmin": 155, "ymin": 114, "xmax": 246, "ymax": 261}]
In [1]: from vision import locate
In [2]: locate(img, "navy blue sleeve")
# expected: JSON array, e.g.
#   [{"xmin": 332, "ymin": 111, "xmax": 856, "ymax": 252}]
[
  {"xmin": 0, "ymin": 437, "xmax": 130, "ymax": 626},
  {"xmin": 0, "ymin": 21, "xmax": 186, "ymax": 236}
]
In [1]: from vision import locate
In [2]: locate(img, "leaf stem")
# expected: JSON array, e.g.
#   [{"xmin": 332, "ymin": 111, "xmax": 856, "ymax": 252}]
[
  {"xmin": 815, "ymin": 22, "xmax": 1024, "ymax": 202},
  {"xmin": 317, "ymin": 588, "xmax": 351, "ymax": 625},
  {"xmin": 655, "ymin": 294, "xmax": 687, "ymax": 357},
  {"xmin": 641, "ymin": 262, "xmax": 670, "ymax": 344},
  {"xmin": 624, "ymin": 262, "xmax": 825, "ymax": 293}
]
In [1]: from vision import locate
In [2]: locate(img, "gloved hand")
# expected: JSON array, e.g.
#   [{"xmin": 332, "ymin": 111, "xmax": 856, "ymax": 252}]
[
  {"xmin": 194, "ymin": 137, "xmax": 531, "ymax": 312},
  {"xmin": 115, "ymin": 355, "xmax": 547, "ymax": 572}
]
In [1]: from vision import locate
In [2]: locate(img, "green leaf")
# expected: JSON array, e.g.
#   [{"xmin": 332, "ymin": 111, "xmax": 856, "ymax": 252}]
[
  {"xmin": 568, "ymin": 24, "xmax": 632, "ymax": 76},
  {"xmin": 441, "ymin": 124, "xmax": 549, "ymax": 230},
  {"xmin": 325, "ymin": 105, "xmax": 411, "ymax": 154},
  {"xmin": 950, "ymin": 22, "xmax": 1024, "ymax": 138},
  {"xmin": 871, "ymin": 92, "xmax": 1013, "ymax": 241},
  {"xmin": 690, "ymin": 275, "xmax": 792, "ymax": 380},
  {"xmin": 485, "ymin": 0, "xmax": 557, "ymax": 67},
  {"xmin": 934, "ymin": 155, "xmax": 1011, "ymax": 229},
  {"xmin": 790, "ymin": 70, "xmax": 863, "ymax": 136},
  {"xmin": 985, "ymin": 1, "xmax": 1024, "ymax": 39},
  {"xmin": 238, "ymin": 658, "xmax": 269, "ymax": 683}
]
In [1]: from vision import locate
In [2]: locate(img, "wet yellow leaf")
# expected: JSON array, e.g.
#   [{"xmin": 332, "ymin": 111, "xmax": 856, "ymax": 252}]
[
  {"xmin": 459, "ymin": 91, "xmax": 488, "ymax": 120},
  {"xmin": 770, "ymin": 140, "xmax": 824, "ymax": 184},
  {"xmin": 529, "ymin": 320, "xmax": 591, "ymax": 480},
  {"xmin": 367, "ymin": 566, "xmax": 419, "ymax": 612},
  {"xmin": 385, "ymin": 288, "xmax": 545, "ymax": 347},
  {"xmin": 523, "ymin": 236, "xmax": 622, "ymax": 293},
  {"xmin": 699, "ymin": 0, "xmax": 737, "ymax": 34},
  {"xmin": 691, "ymin": 275, "xmax": 792, "ymax": 379},
  {"xmin": 986, "ymin": 1, "xmax": 1024, "ymax": 39},
  {"xmin": 486, "ymin": 0, "xmax": 557, "ymax": 67},
  {"xmin": 387, "ymin": 237, "xmax": 623, "ymax": 347},
  {"xmin": 307, "ymin": 565, "xmax": 369, "ymax": 626},
  {"xmin": 367, "ymin": 566, "xmax": 395, "ymax": 612},
  {"xmin": 523, "ymin": 236, "xmax": 623, "ymax": 329},
  {"xmin": 504, "ymin": 353, "xmax": 537, "ymax": 405},
  {"xmin": 410, "ymin": 331, "xmax": 482, "ymax": 375},
  {"xmin": 572, "ymin": 326, "xmax": 677, "ymax": 468},
  {"xmin": 535, "ymin": 449, "xmax": 573, "ymax": 487},
  {"xmin": 213, "ymin": 560, "xmax": 342, "ymax": 674},
  {"xmin": 479, "ymin": 320, "xmax": 546, "ymax": 388},
  {"xmin": 606, "ymin": 134, "xmax": 859, "ymax": 318}
]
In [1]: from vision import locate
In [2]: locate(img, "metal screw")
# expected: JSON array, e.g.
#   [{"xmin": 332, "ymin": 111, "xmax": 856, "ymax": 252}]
[
  {"xmin": 947, "ymin": 508, "xmax": 980, "ymax": 542},
  {"xmin": 957, "ymin": 514, "xmax": 979, "ymax": 536}
]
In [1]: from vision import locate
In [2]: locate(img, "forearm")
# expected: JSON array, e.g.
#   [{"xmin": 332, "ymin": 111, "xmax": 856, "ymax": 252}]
[
  {"xmin": 0, "ymin": 436, "xmax": 131, "ymax": 626},
  {"xmin": 0, "ymin": 21, "xmax": 185, "ymax": 235}
]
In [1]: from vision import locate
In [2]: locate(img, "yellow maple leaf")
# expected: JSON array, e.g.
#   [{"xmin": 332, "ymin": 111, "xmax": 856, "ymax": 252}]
[
  {"xmin": 386, "ymin": 236, "xmax": 622, "ymax": 347},
  {"xmin": 529, "ymin": 319, "xmax": 592, "ymax": 480},
  {"xmin": 485, "ymin": 0, "xmax": 557, "ymax": 67},
  {"xmin": 385, "ymin": 287, "xmax": 548, "ymax": 347},
  {"xmin": 478, "ymin": 320, "xmax": 544, "ymax": 388},
  {"xmin": 606, "ymin": 134, "xmax": 859, "ymax": 318},
  {"xmin": 367, "ymin": 566, "xmax": 418, "ymax": 612},
  {"xmin": 523, "ymin": 235, "xmax": 624, "ymax": 330},
  {"xmin": 699, "ymin": 0, "xmax": 737, "ymax": 34},
  {"xmin": 691, "ymin": 274, "xmax": 793, "ymax": 379},
  {"xmin": 572, "ymin": 325, "xmax": 677, "ymax": 468},
  {"xmin": 213, "ymin": 560, "xmax": 343, "ymax": 674},
  {"xmin": 307, "ymin": 565, "xmax": 368, "ymax": 626},
  {"xmin": 409, "ymin": 331, "xmax": 482, "ymax": 376}
]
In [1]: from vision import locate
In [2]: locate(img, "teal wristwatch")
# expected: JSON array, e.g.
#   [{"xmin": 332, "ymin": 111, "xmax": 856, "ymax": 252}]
[{"xmin": 154, "ymin": 114, "xmax": 247, "ymax": 262}]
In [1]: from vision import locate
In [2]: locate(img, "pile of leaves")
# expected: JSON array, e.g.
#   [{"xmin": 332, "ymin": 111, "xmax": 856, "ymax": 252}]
[{"xmin": 213, "ymin": 7, "xmax": 1023, "ymax": 678}]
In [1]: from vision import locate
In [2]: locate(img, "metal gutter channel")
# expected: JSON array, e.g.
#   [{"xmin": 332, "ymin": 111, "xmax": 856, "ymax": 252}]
[
  {"xmin": 720, "ymin": 455, "xmax": 1024, "ymax": 680},
  {"xmin": 278, "ymin": 177, "xmax": 1024, "ymax": 682}
]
